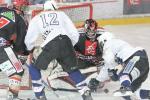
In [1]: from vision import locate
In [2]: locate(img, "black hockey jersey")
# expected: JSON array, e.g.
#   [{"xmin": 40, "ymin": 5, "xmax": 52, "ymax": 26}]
[
  {"xmin": 74, "ymin": 28, "xmax": 103, "ymax": 57},
  {"xmin": 0, "ymin": 7, "xmax": 28, "ymax": 55}
]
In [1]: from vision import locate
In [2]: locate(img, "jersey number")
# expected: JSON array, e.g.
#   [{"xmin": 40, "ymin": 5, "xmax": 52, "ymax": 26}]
[
  {"xmin": 40, "ymin": 13, "xmax": 59, "ymax": 28},
  {"xmin": 0, "ymin": 17, "xmax": 10, "ymax": 29}
]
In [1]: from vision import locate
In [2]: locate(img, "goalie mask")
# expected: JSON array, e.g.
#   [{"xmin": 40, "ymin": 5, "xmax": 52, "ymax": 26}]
[{"xmin": 84, "ymin": 19, "xmax": 98, "ymax": 40}]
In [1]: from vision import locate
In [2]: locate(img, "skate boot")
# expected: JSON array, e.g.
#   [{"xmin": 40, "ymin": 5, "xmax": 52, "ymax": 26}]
[
  {"xmin": 113, "ymin": 85, "xmax": 133, "ymax": 97},
  {"xmin": 82, "ymin": 90, "xmax": 93, "ymax": 100},
  {"xmin": 77, "ymin": 85, "xmax": 93, "ymax": 100},
  {"xmin": 88, "ymin": 78, "xmax": 104, "ymax": 92},
  {"xmin": 7, "ymin": 91, "xmax": 23, "ymax": 100},
  {"xmin": 36, "ymin": 90, "xmax": 47, "ymax": 100}
]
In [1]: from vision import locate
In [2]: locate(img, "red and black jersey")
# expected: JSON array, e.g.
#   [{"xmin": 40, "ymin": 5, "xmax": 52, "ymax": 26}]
[
  {"xmin": 0, "ymin": 7, "xmax": 28, "ymax": 55},
  {"xmin": 74, "ymin": 33, "xmax": 102, "ymax": 57}
]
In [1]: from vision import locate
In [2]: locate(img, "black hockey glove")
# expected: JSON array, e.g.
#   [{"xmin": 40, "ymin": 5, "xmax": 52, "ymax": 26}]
[
  {"xmin": 108, "ymin": 69, "xmax": 119, "ymax": 81},
  {"xmin": 88, "ymin": 78, "xmax": 100, "ymax": 92},
  {"xmin": 88, "ymin": 78, "xmax": 104, "ymax": 92}
]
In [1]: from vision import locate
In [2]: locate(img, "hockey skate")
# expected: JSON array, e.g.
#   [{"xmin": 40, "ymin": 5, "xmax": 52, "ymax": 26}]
[
  {"xmin": 36, "ymin": 95, "xmax": 47, "ymax": 100},
  {"xmin": 7, "ymin": 92, "xmax": 23, "ymax": 100},
  {"xmin": 113, "ymin": 86, "xmax": 133, "ymax": 97},
  {"xmin": 82, "ymin": 90, "xmax": 93, "ymax": 100},
  {"xmin": 35, "ymin": 90, "xmax": 47, "ymax": 100}
]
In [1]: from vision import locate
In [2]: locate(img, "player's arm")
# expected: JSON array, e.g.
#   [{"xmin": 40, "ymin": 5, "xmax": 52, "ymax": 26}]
[
  {"xmin": 25, "ymin": 16, "xmax": 40, "ymax": 52},
  {"xmin": 62, "ymin": 12, "xmax": 79, "ymax": 46},
  {"xmin": 14, "ymin": 12, "xmax": 28, "ymax": 54}
]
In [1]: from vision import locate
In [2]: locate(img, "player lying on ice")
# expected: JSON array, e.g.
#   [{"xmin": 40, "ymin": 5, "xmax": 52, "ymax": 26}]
[
  {"xmin": 25, "ymin": 0, "xmax": 94, "ymax": 100},
  {"xmin": 88, "ymin": 32, "xmax": 150, "ymax": 100}
]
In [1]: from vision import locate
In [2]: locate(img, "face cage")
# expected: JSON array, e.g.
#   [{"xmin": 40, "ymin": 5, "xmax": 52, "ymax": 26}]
[{"xmin": 86, "ymin": 31, "xmax": 96, "ymax": 40}]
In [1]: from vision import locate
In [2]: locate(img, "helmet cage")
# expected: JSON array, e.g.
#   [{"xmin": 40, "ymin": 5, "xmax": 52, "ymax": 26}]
[{"xmin": 84, "ymin": 19, "xmax": 97, "ymax": 39}]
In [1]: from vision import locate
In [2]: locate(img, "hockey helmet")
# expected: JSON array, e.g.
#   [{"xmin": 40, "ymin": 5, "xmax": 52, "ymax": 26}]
[
  {"xmin": 12, "ymin": 0, "xmax": 29, "ymax": 6},
  {"xmin": 98, "ymin": 32, "xmax": 114, "ymax": 47},
  {"xmin": 44, "ymin": 0, "xmax": 58, "ymax": 10}
]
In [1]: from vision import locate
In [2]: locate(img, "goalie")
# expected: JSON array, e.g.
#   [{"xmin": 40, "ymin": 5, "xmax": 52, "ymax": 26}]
[{"xmin": 74, "ymin": 19, "xmax": 104, "ymax": 70}]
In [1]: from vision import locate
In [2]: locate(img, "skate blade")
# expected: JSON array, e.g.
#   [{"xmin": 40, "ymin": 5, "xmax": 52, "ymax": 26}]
[{"xmin": 113, "ymin": 91, "xmax": 133, "ymax": 97}]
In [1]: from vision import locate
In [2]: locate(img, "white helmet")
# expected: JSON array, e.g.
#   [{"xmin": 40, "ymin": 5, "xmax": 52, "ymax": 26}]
[
  {"xmin": 98, "ymin": 32, "xmax": 114, "ymax": 47},
  {"xmin": 44, "ymin": 0, "xmax": 58, "ymax": 10}
]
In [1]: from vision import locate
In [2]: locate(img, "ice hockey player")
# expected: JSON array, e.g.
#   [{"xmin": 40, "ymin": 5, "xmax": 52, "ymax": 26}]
[
  {"xmin": 0, "ymin": 7, "xmax": 29, "ymax": 99},
  {"xmin": 89, "ymin": 32, "xmax": 149, "ymax": 99},
  {"xmin": 25, "ymin": 0, "xmax": 93, "ymax": 100},
  {"xmin": 74, "ymin": 19, "xmax": 104, "ymax": 71}
]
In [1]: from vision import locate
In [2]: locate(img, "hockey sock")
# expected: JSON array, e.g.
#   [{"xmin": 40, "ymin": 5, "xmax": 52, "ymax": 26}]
[
  {"xmin": 140, "ymin": 89, "xmax": 150, "ymax": 99},
  {"xmin": 120, "ymin": 74, "xmax": 131, "ymax": 88},
  {"xmin": 28, "ymin": 64, "xmax": 45, "ymax": 98},
  {"xmin": 68, "ymin": 69, "xmax": 86, "ymax": 85},
  {"xmin": 28, "ymin": 64, "xmax": 41, "ymax": 80}
]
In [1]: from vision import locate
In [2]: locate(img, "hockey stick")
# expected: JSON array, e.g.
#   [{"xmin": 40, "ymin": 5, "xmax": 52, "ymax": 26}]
[{"xmin": 41, "ymin": 80, "xmax": 78, "ymax": 92}]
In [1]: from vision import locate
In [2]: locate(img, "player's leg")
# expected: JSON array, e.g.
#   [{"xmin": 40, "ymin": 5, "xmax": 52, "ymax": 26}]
[
  {"xmin": 1, "ymin": 47, "xmax": 24, "ymax": 99},
  {"xmin": 114, "ymin": 50, "xmax": 149, "ymax": 97},
  {"xmin": 58, "ymin": 35, "xmax": 93, "ymax": 100},
  {"xmin": 28, "ymin": 41, "xmax": 60, "ymax": 99}
]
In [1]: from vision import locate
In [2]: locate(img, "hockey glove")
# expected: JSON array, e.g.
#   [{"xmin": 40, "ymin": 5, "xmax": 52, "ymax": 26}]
[
  {"xmin": 88, "ymin": 78, "xmax": 104, "ymax": 92},
  {"xmin": 108, "ymin": 69, "xmax": 119, "ymax": 81}
]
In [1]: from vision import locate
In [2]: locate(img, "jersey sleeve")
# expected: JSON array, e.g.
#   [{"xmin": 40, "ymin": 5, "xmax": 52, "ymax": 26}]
[
  {"xmin": 62, "ymin": 12, "xmax": 79, "ymax": 46},
  {"xmin": 13, "ymin": 12, "xmax": 28, "ymax": 54},
  {"xmin": 25, "ymin": 17, "xmax": 40, "ymax": 51}
]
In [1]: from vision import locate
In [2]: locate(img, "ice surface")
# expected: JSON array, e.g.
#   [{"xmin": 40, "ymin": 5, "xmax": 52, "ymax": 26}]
[{"xmin": 0, "ymin": 24, "xmax": 150, "ymax": 100}]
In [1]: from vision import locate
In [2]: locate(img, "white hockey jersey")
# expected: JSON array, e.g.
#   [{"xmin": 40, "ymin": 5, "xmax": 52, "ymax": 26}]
[
  {"xmin": 25, "ymin": 10, "xmax": 79, "ymax": 51},
  {"xmin": 96, "ymin": 39, "xmax": 144, "ymax": 82}
]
